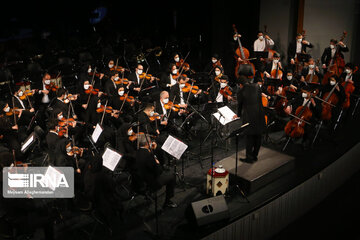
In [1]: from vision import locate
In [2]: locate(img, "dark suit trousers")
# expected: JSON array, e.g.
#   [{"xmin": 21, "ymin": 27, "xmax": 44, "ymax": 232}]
[
  {"xmin": 246, "ymin": 134, "xmax": 262, "ymax": 159},
  {"xmin": 156, "ymin": 172, "xmax": 176, "ymax": 201}
]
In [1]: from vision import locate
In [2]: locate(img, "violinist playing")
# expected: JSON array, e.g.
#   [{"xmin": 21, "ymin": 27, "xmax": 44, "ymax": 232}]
[
  {"xmin": 111, "ymin": 86, "xmax": 138, "ymax": 124},
  {"xmin": 160, "ymin": 63, "xmax": 180, "ymax": 90},
  {"xmin": 203, "ymin": 53, "xmax": 223, "ymax": 76},
  {"xmin": 207, "ymin": 75, "xmax": 234, "ymax": 106},
  {"xmin": 11, "ymin": 85, "xmax": 35, "ymax": 133},
  {"xmin": 104, "ymin": 71, "xmax": 120, "ymax": 97}
]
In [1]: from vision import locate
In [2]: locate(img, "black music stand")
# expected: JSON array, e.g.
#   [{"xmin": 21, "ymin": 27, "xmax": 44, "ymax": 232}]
[
  {"xmin": 224, "ymin": 122, "xmax": 250, "ymax": 202},
  {"xmin": 296, "ymin": 53, "xmax": 310, "ymax": 63},
  {"xmin": 254, "ymin": 51, "xmax": 269, "ymax": 60}
]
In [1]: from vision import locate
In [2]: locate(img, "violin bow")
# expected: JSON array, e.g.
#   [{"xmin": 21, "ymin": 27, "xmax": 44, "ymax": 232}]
[
  {"xmin": 11, "ymin": 96, "xmax": 17, "ymax": 130},
  {"xmin": 139, "ymin": 67, "xmax": 149, "ymax": 91},
  {"xmin": 71, "ymin": 135, "xmax": 80, "ymax": 173},
  {"xmin": 86, "ymin": 67, "xmax": 97, "ymax": 107},
  {"xmin": 208, "ymin": 58, "xmax": 222, "ymax": 76},
  {"xmin": 119, "ymin": 90, "xmax": 129, "ymax": 113},
  {"xmin": 178, "ymin": 50, "xmax": 191, "ymax": 73},
  {"xmin": 100, "ymin": 100, "xmax": 108, "ymax": 126},
  {"xmin": 186, "ymin": 81, "xmax": 195, "ymax": 105},
  {"xmin": 166, "ymin": 96, "xmax": 177, "ymax": 119}
]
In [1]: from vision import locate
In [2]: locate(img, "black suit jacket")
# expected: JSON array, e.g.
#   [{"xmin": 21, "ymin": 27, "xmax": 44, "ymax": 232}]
[
  {"xmin": 237, "ymin": 82, "xmax": 266, "ymax": 135},
  {"xmin": 51, "ymin": 98, "xmax": 69, "ymax": 116},
  {"xmin": 104, "ymin": 79, "xmax": 118, "ymax": 98},
  {"xmin": 321, "ymin": 46, "xmax": 349, "ymax": 66},
  {"xmin": 288, "ymin": 41, "xmax": 314, "ymax": 63}
]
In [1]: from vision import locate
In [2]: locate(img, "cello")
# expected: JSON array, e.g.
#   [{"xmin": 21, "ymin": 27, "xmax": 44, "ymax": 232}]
[
  {"xmin": 342, "ymin": 66, "xmax": 358, "ymax": 109},
  {"xmin": 233, "ymin": 24, "xmax": 255, "ymax": 79},
  {"xmin": 321, "ymin": 80, "xmax": 339, "ymax": 121},
  {"xmin": 284, "ymin": 91, "xmax": 315, "ymax": 138},
  {"xmin": 305, "ymin": 59, "xmax": 321, "ymax": 84},
  {"xmin": 322, "ymin": 31, "xmax": 347, "ymax": 85}
]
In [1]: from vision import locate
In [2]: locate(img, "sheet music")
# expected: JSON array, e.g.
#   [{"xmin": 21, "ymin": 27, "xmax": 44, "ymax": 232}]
[
  {"xmin": 44, "ymin": 166, "xmax": 63, "ymax": 191},
  {"xmin": 161, "ymin": 135, "xmax": 188, "ymax": 160},
  {"xmin": 91, "ymin": 124, "xmax": 103, "ymax": 143},
  {"xmin": 21, "ymin": 135, "xmax": 34, "ymax": 152},
  {"xmin": 102, "ymin": 147, "xmax": 122, "ymax": 171},
  {"xmin": 212, "ymin": 106, "xmax": 237, "ymax": 125}
]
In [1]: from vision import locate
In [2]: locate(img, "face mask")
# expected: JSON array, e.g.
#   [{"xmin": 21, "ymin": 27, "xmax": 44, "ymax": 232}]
[
  {"xmin": 309, "ymin": 64, "xmax": 315, "ymax": 68},
  {"xmin": 44, "ymin": 80, "xmax": 51, "ymax": 85},
  {"xmin": 64, "ymin": 99, "xmax": 69, "ymax": 104},
  {"xmin": 109, "ymin": 64, "xmax": 114, "ymax": 68},
  {"xmin": 174, "ymin": 57, "xmax": 180, "ymax": 62},
  {"xmin": 118, "ymin": 91, "xmax": 124, "ymax": 96},
  {"xmin": 84, "ymin": 84, "xmax": 90, "ymax": 90},
  {"xmin": 215, "ymin": 70, "xmax": 221, "ymax": 76},
  {"xmin": 163, "ymin": 98, "xmax": 169, "ymax": 104},
  {"xmin": 66, "ymin": 146, "xmax": 72, "ymax": 153},
  {"xmin": 259, "ymin": 84, "xmax": 262, "ymax": 88},
  {"xmin": 220, "ymin": 82, "xmax": 227, "ymax": 88},
  {"xmin": 212, "ymin": 59, "xmax": 217, "ymax": 64},
  {"xmin": 97, "ymin": 102, "xmax": 101, "ymax": 108},
  {"xmin": 137, "ymin": 69, "xmax": 143, "ymax": 75},
  {"xmin": 179, "ymin": 83, "xmax": 185, "ymax": 88},
  {"xmin": 149, "ymin": 111, "xmax": 154, "ymax": 117},
  {"xmin": 58, "ymin": 115, "xmax": 63, "ymax": 120},
  {"xmin": 18, "ymin": 91, "xmax": 23, "ymax": 97},
  {"xmin": 259, "ymin": 35, "xmax": 264, "ymax": 40},
  {"xmin": 127, "ymin": 129, "xmax": 133, "ymax": 136},
  {"xmin": 297, "ymin": 38, "xmax": 302, "ymax": 42},
  {"xmin": 172, "ymin": 69, "xmax": 177, "ymax": 75},
  {"xmin": 345, "ymin": 69, "xmax": 351, "ymax": 74},
  {"xmin": 302, "ymin": 92, "xmax": 308, "ymax": 98},
  {"xmin": 287, "ymin": 76, "xmax": 293, "ymax": 80},
  {"xmin": 88, "ymin": 68, "xmax": 92, "ymax": 73},
  {"xmin": 114, "ymin": 76, "xmax": 119, "ymax": 81},
  {"xmin": 273, "ymin": 59, "xmax": 279, "ymax": 64},
  {"xmin": 330, "ymin": 81, "xmax": 336, "ymax": 86},
  {"xmin": 4, "ymin": 107, "xmax": 10, "ymax": 112},
  {"xmin": 330, "ymin": 44, "xmax": 335, "ymax": 49}
]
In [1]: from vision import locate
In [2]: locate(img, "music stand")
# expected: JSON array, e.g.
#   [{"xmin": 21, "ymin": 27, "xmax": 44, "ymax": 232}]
[
  {"xmin": 296, "ymin": 53, "xmax": 310, "ymax": 63},
  {"xmin": 224, "ymin": 122, "xmax": 250, "ymax": 202},
  {"xmin": 254, "ymin": 51, "xmax": 269, "ymax": 60},
  {"xmin": 21, "ymin": 132, "xmax": 37, "ymax": 154},
  {"xmin": 265, "ymin": 78, "xmax": 282, "ymax": 89}
]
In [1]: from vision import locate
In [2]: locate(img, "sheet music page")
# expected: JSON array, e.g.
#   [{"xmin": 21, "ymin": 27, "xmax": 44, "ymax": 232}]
[
  {"xmin": 102, "ymin": 147, "xmax": 122, "ymax": 171},
  {"xmin": 212, "ymin": 106, "xmax": 237, "ymax": 125},
  {"xmin": 44, "ymin": 166, "xmax": 62, "ymax": 191},
  {"xmin": 92, "ymin": 124, "xmax": 103, "ymax": 143},
  {"xmin": 21, "ymin": 135, "xmax": 34, "ymax": 152},
  {"xmin": 161, "ymin": 135, "xmax": 188, "ymax": 160}
]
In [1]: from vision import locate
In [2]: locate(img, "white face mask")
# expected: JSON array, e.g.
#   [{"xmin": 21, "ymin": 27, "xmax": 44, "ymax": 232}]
[
  {"xmin": 273, "ymin": 59, "xmax": 279, "ymax": 64},
  {"xmin": 66, "ymin": 146, "xmax": 72, "ymax": 153},
  {"xmin": 84, "ymin": 84, "xmax": 90, "ymax": 90},
  {"xmin": 297, "ymin": 38, "xmax": 302, "ymax": 42},
  {"xmin": 309, "ymin": 64, "xmax": 315, "ymax": 68},
  {"xmin": 44, "ymin": 80, "xmax": 51, "ymax": 85},
  {"xmin": 127, "ymin": 129, "xmax": 133, "ymax": 136},
  {"xmin": 345, "ymin": 69, "xmax": 351, "ymax": 74},
  {"xmin": 149, "ymin": 111, "xmax": 154, "ymax": 117},
  {"xmin": 109, "ymin": 64, "xmax": 114, "ymax": 68},
  {"xmin": 302, "ymin": 93, "xmax": 308, "ymax": 98},
  {"xmin": 118, "ymin": 91, "xmax": 124, "ymax": 96},
  {"xmin": 215, "ymin": 70, "xmax": 221, "ymax": 76},
  {"xmin": 330, "ymin": 44, "xmax": 335, "ymax": 49},
  {"xmin": 58, "ymin": 115, "xmax": 63, "ymax": 120},
  {"xmin": 163, "ymin": 98, "xmax": 169, "ymax": 104},
  {"xmin": 172, "ymin": 69, "xmax": 177, "ymax": 75},
  {"xmin": 174, "ymin": 57, "xmax": 180, "ymax": 62},
  {"xmin": 259, "ymin": 35, "xmax": 264, "ymax": 40},
  {"xmin": 212, "ymin": 59, "xmax": 217, "ymax": 64},
  {"xmin": 330, "ymin": 81, "xmax": 336, "ymax": 86},
  {"xmin": 18, "ymin": 91, "xmax": 23, "ymax": 97},
  {"xmin": 97, "ymin": 102, "xmax": 101, "ymax": 108},
  {"xmin": 137, "ymin": 69, "xmax": 143, "ymax": 75},
  {"xmin": 114, "ymin": 76, "xmax": 119, "ymax": 81},
  {"xmin": 88, "ymin": 68, "xmax": 92, "ymax": 73},
  {"xmin": 64, "ymin": 99, "xmax": 69, "ymax": 104},
  {"xmin": 179, "ymin": 83, "xmax": 185, "ymax": 88},
  {"xmin": 287, "ymin": 76, "xmax": 293, "ymax": 80},
  {"xmin": 220, "ymin": 82, "xmax": 227, "ymax": 88},
  {"xmin": 4, "ymin": 106, "xmax": 10, "ymax": 112}
]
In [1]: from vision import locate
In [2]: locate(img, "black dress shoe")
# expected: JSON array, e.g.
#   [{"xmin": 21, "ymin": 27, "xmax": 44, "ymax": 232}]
[
  {"xmin": 240, "ymin": 158, "xmax": 254, "ymax": 163},
  {"xmin": 163, "ymin": 200, "xmax": 178, "ymax": 208}
]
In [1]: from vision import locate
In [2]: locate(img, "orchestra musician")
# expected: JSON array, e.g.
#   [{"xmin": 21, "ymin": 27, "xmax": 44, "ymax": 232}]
[
  {"xmin": 288, "ymin": 33, "xmax": 313, "ymax": 70},
  {"xmin": 207, "ymin": 74, "xmax": 233, "ymax": 106},
  {"xmin": 321, "ymin": 39, "xmax": 349, "ymax": 72},
  {"xmin": 160, "ymin": 63, "xmax": 179, "ymax": 90},
  {"xmin": 300, "ymin": 58, "xmax": 322, "ymax": 85},
  {"xmin": 253, "ymin": 31, "xmax": 274, "ymax": 52},
  {"xmin": 104, "ymin": 71, "xmax": 120, "ymax": 97}
]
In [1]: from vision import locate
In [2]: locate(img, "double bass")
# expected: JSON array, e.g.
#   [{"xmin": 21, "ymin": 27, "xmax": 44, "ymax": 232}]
[
  {"xmin": 233, "ymin": 24, "xmax": 255, "ymax": 79},
  {"xmin": 322, "ymin": 31, "xmax": 347, "ymax": 85},
  {"xmin": 320, "ymin": 81, "xmax": 339, "ymax": 121},
  {"xmin": 341, "ymin": 66, "xmax": 357, "ymax": 109}
]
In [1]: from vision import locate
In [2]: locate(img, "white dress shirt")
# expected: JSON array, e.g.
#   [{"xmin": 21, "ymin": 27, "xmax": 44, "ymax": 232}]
[{"xmin": 253, "ymin": 38, "xmax": 274, "ymax": 52}]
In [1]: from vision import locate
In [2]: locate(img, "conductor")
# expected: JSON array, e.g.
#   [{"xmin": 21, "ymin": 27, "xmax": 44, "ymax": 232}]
[{"xmin": 236, "ymin": 71, "xmax": 266, "ymax": 163}]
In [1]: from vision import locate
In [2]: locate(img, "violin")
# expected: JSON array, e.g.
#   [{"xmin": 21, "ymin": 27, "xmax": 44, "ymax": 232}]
[
  {"xmin": 5, "ymin": 107, "xmax": 21, "ymax": 116},
  {"xmin": 232, "ymin": 24, "xmax": 256, "ymax": 79},
  {"xmin": 115, "ymin": 78, "xmax": 130, "ymax": 85},
  {"xmin": 128, "ymin": 131, "xmax": 145, "ymax": 142},
  {"xmin": 342, "ymin": 66, "xmax": 358, "ymax": 109},
  {"xmin": 219, "ymin": 86, "xmax": 233, "ymax": 98},
  {"xmin": 176, "ymin": 59, "xmax": 195, "ymax": 74},
  {"xmin": 139, "ymin": 73, "xmax": 160, "ymax": 81},
  {"xmin": 164, "ymin": 101, "xmax": 182, "ymax": 112},
  {"xmin": 58, "ymin": 118, "xmax": 84, "ymax": 128},
  {"xmin": 19, "ymin": 90, "xmax": 34, "ymax": 100},
  {"xmin": 110, "ymin": 66, "xmax": 129, "ymax": 72},
  {"xmin": 149, "ymin": 112, "xmax": 161, "ymax": 121},
  {"xmin": 85, "ymin": 85, "xmax": 102, "ymax": 95},
  {"xmin": 181, "ymin": 82, "xmax": 201, "ymax": 94},
  {"xmin": 96, "ymin": 105, "xmax": 118, "ymax": 114},
  {"xmin": 67, "ymin": 146, "xmax": 87, "ymax": 157},
  {"xmin": 45, "ymin": 82, "xmax": 59, "ymax": 92}
]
